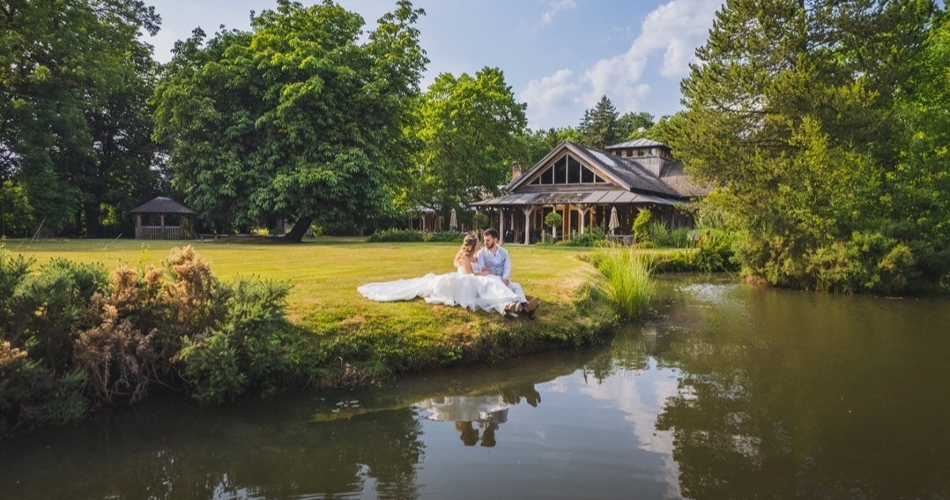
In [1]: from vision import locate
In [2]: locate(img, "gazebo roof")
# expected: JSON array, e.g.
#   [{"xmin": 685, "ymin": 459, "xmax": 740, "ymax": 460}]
[{"xmin": 130, "ymin": 196, "xmax": 195, "ymax": 215}]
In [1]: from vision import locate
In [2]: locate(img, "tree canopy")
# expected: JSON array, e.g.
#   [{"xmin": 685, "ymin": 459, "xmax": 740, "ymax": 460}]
[
  {"xmin": 152, "ymin": 0, "xmax": 427, "ymax": 240},
  {"xmin": 406, "ymin": 67, "xmax": 527, "ymax": 225},
  {"xmin": 579, "ymin": 95, "xmax": 620, "ymax": 149},
  {"xmin": 0, "ymin": 0, "xmax": 163, "ymax": 236},
  {"xmin": 674, "ymin": 0, "xmax": 946, "ymax": 292}
]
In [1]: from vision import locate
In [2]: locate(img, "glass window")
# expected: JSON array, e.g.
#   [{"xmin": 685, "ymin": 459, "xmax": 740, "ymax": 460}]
[
  {"xmin": 543, "ymin": 166, "xmax": 553, "ymax": 184},
  {"xmin": 581, "ymin": 166, "xmax": 594, "ymax": 183},
  {"xmin": 595, "ymin": 174, "xmax": 606, "ymax": 183},
  {"xmin": 554, "ymin": 157, "xmax": 567, "ymax": 184},
  {"xmin": 530, "ymin": 176, "xmax": 540, "ymax": 185},
  {"xmin": 568, "ymin": 156, "xmax": 581, "ymax": 183}
]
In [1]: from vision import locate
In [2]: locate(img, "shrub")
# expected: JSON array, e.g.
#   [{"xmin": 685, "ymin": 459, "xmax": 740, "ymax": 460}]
[
  {"xmin": 1, "ymin": 246, "xmax": 301, "ymax": 433},
  {"xmin": 425, "ymin": 231, "xmax": 465, "ymax": 243},
  {"xmin": 367, "ymin": 229, "xmax": 426, "ymax": 242},
  {"xmin": 632, "ymin": 209, "xmax": 652, "ymax": 244},
  {"xmin": 558, "ymin": 227, "xmax": 613, "ymax": 247}
]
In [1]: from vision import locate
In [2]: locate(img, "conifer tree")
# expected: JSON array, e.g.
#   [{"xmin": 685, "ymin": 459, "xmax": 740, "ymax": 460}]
[{"xmin": 579, "ymin": 95, "xmax": 620, "ymax": 149}]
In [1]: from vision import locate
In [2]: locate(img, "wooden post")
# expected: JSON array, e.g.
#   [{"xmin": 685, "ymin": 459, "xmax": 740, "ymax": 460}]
[
  {"xmin": 499, "ymin": 207, "xmax": 505, "ymax": 240},
  {"xmin": 522, "ymin": 206, "xmax": 533, "ymax": 245},
  {"xmin": 576, "ymin": 205, "xmax": 589, "ymax": 234}
]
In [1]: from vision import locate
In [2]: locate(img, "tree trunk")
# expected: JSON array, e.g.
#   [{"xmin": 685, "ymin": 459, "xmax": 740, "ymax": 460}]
[
  {"xmin": 283, "ymin": 216, "xmax": 313, "ymax": 243},
  {"xmin": 83, "ymin": 202, "xmax": 102, "ymax": 238}
]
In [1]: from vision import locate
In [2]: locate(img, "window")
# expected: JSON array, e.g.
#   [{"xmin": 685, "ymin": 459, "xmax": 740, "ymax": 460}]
[
  {"xmin": 568, "ymin": 156, "xmax": 581, "ymax": 183},
  {"xmin": 554, "ymin": 157, "xmax": 567, "ymax": 183},
  {"xmin": 581, "ymin": 166, "xmax": 594, "ymax": 183}
]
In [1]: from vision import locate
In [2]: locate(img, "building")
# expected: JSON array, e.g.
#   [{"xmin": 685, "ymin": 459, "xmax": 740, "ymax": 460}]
[{"xmin": 473, "ymin": 139, "xmax": 707, "ymax": 244}]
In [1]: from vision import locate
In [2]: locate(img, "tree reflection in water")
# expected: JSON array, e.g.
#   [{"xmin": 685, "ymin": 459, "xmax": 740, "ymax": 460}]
[{"xmin": 648, "ymin": 279, "xmax": 950, "ymax": 499}]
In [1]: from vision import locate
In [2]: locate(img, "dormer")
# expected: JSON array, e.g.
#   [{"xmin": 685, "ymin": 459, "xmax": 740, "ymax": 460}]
[
  {"xmin": 605, "ymin": 138, "xmax": 672, "ymax": 160},
  {"xmin": 605, "ymin": 139, "xmax": 672, "ymax": 178}
]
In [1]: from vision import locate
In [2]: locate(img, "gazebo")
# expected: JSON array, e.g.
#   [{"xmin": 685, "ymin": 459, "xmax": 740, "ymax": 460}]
[{"xmin": 130, "ymin": 197, "xmax": 196, "ymax": 240}]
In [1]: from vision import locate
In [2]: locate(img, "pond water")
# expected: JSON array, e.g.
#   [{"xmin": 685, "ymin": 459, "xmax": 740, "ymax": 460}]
[{"xmin": 2, "ymin": 275, "xmax": 950, "ymax": 499}]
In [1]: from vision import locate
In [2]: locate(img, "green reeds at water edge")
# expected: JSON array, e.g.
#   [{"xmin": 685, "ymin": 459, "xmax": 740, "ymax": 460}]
[{"xmin": 592, "ymin": 248, "xmax": 655, "ymax": 320}]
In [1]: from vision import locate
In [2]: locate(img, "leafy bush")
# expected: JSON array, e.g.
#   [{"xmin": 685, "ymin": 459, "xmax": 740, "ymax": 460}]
[
  {"xmin": 632, "ymin": 209, "xmax": 652, "ymax": 244},
  {"xmin": 1, "ymin": 246, "xmax": 301, "ymax": 434},
  {"xmin": 367, "ymin": 229, "xmax": 426, "ymax": 242},
  {"xmin": 558, "ymin": 227, "xmax": 614, "ymax": 247},
  {"xmin": 425, "ymin": 231, "xmax": 465, "ymax": 243}
]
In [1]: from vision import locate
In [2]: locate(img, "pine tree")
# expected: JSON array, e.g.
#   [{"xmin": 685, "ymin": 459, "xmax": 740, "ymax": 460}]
[
  {"xmin": 579, "ymin": 95, "xmax": 620, "ymax": 149},
  {"xmin": 673, "ymin": 0, "xmax": 942, "ymax": 293}
]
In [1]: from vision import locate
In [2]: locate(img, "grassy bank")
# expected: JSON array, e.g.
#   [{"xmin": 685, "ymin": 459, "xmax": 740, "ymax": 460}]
[{"xmin": 3, "ymin": 237, "xmax": 620, "ymax": 388}]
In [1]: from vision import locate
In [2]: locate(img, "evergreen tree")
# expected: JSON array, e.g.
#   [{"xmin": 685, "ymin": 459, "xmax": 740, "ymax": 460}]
[
  {"xmin": 579, "ymin": 95, "xmax": 620, "ymax": 149},
  {"xmin": 674, "ymin": 0, "xmax": 944, "ymax": 292}
]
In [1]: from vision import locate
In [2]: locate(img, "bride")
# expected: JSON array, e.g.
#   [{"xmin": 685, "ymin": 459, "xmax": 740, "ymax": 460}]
[{"xmin": 358, "ymin": 234, "xmax": 525, "ymax": 316}]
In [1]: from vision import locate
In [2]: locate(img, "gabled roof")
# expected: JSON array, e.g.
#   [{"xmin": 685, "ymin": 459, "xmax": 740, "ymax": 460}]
[
  {"xmin": 606, "ymin": 138, "xmax": 669, "ymax": 149},
  {"xmin": 130, "ymin": 197, "xmax": 195, "ymax": 215},
  {"xmin": 507, "ymin": 141, "xmax": 682, "ymax": 198}
]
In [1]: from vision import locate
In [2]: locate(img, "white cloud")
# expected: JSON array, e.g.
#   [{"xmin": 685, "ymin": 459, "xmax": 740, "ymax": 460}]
[
  {"xmin": 540, "ymin": 0, "xmax": 577, "ymax": 26},
  {"xmin": 519, "ymin": 68, "xmax": 581, "ymax": 127},
  {"xmin": 520, "ymin": 0, "xmax": 721, "ymax": 128},
  {"xmin": 632, "ymin": 0, "xmax": 722, "ymax": 78},
  {"xmin": 582, "ymin": 0, "xmax": 720, "ymax": 107}
]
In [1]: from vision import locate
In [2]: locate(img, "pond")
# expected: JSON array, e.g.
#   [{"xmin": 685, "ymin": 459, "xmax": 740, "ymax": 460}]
[{"xmin": 2, "ymin": 275, "xmax": 949, "ymax": 499}]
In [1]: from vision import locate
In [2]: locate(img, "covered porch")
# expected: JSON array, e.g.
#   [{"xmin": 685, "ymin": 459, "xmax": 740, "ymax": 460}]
[{"xmin": 473, "ymin": 190, "xmax": 690, "ymax": 245}]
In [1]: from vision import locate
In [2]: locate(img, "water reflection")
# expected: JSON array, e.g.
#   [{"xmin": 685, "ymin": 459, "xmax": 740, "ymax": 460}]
[
  {"xmin": 649, "ymin": 277, "xmax": 950, "ymax": 499},
  {"xmin": 3, "ymin": 275, "xmax": 950, "ymax": 499}
]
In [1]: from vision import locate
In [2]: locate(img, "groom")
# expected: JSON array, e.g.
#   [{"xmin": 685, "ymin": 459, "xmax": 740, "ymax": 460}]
[{"xmin": 477, "ymin": 228, "xmax": 540, "ymax": 319}]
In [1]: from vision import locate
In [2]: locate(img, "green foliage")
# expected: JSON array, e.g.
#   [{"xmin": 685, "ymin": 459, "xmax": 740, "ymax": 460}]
[
  {"xmin": 178, "ymin": 331, "xmax": 246, "ymax": 406},
  {"xmin": 617, "ymin": 111, "xmax": 655, "ymax": 140},
  {"xmin": 579, "ymin": 95, "xmax": 620, "ymax": 149},
  {"xmin": 0, "ymin": 246, "xmax": 301, "ymax": 432},
  {"xmin": 473, "ymin": 212, "xmax": 489, "ymax": 231},
  {"xmin": 0, "ymin": 0, "xmax": 162, "ymax": 236},
  {"xmin": 558, "ymin": 227, "xmax": 612, "ymax": 247},
  {"xmin": 544, "ymin": 211, "xmax": 563, "ymax": 242},
  {"xmin": 591, "ymin": 248, "xmax": 655, "ymax": 320},
  {"xmin": 153, "ymin": 0, "xmax": 428, "ymax": 238},
  {"xmin": 367, "ymin": 229, "xmax": 426, "ymax": 243},
  {"xmin": 632, "ymin": 209, "xmax": 653, "ymax": 245},
  {"xmin": 0, "ymin": 181, "xmax": 34, "ymax": 237},
  {"xmin": 425, "ymin": 231, "xmax": 465, "ymax": 243},
  {"xmin": 674, "ymin": 0, "xmax": 946, "ymax": 293},
  {"xmin": 406, "ymin": 67, "xmax": 528, "ymax": 224}
]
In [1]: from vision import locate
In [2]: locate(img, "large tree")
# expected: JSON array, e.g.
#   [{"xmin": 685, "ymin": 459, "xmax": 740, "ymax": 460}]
[
  {"xmin": 674, "ymin": 0, "xmax": 944, "ymax": 292},
  {"xmin": 153, "ymin": 0, "xmax": 427, "ymax": 240},
  {"xmin": 616, "ymin": 111, "xmax": 655, "ymax": 141},
  {"xmin": 579, "ymin": 95, "xmax": 620, "ymax": 149},
  {"xmin": 407, "ymin": 67, "xmax": 527, "ymax": 225},
  {"xmin": 0, "ymin": 0, "xmax": 163, "ymax": 236}
]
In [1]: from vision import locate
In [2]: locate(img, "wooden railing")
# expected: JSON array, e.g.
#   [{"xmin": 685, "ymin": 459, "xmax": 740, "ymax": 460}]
[{"xmin": 135, "ymin": 226, "xmax": 190, "ymax": 240}]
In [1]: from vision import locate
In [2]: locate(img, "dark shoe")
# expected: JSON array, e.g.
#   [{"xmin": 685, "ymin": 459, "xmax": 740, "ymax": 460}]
[{"xmin": 523, "ymin": 298, "xmax": 541, "ymax": 319}]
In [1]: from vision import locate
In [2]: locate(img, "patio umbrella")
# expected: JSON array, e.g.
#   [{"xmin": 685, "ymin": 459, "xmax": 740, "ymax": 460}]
[
  {"xmin": 608, "ymin": 207, "xmax": 620, "ymax": 234},
  {"xmin": 449, "ymin": 208, "xmax": 458, "ymax": 230}
]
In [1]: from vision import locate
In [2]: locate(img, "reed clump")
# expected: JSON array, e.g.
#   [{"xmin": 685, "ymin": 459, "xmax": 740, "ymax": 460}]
[{"xmin": 592, "ymin": 247, "xmax": 655, "ymax": 320}]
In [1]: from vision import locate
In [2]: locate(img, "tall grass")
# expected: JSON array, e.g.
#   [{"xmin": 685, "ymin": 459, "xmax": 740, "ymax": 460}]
[{"xmin": 593, "ymin": 247, "xmax": 655, "ymax": 320}]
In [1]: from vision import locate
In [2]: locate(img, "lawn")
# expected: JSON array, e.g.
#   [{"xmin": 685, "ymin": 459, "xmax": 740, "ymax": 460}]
[{"xmin": 4, "ymin": 237, "xmax": 626, "ymax": 374}]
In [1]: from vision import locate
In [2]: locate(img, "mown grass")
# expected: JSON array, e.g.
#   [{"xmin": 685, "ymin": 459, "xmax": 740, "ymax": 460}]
[{"xmin": 5, "ymin": 237, "xmax": 648, "ymax": 381}]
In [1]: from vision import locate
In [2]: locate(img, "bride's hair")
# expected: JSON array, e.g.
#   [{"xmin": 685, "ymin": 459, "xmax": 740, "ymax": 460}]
[{"xmin": 454, "ymin": 233, "xmax": 480, "ymax": 267}]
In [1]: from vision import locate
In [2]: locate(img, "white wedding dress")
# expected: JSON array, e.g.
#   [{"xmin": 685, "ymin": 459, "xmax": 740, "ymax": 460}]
[{"xmin": 358, "ymin": 262, "xmax": 520, "ymax": 316}]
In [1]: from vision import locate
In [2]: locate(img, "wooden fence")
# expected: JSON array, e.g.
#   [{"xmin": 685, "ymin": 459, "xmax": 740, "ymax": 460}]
[{"xmin": 135, "ymin": 226, "xmax": 191, "ymax": 240}]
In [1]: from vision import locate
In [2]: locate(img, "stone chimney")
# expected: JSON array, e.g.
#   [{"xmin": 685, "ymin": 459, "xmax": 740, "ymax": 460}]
[{"xmin": 511, "ymin": 163, "xmax": 523, "ymax": 180}]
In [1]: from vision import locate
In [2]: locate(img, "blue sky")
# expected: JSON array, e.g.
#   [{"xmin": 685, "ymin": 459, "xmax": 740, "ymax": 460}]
[{"xmin": 143, "ymin": 0, "xmax": 724, "ymax": 130}]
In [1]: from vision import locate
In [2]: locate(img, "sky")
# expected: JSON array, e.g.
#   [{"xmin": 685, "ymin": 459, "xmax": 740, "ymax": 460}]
[{"xmin": 142, "ymin": 0, "xmax": 725, "ymax": 130}]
